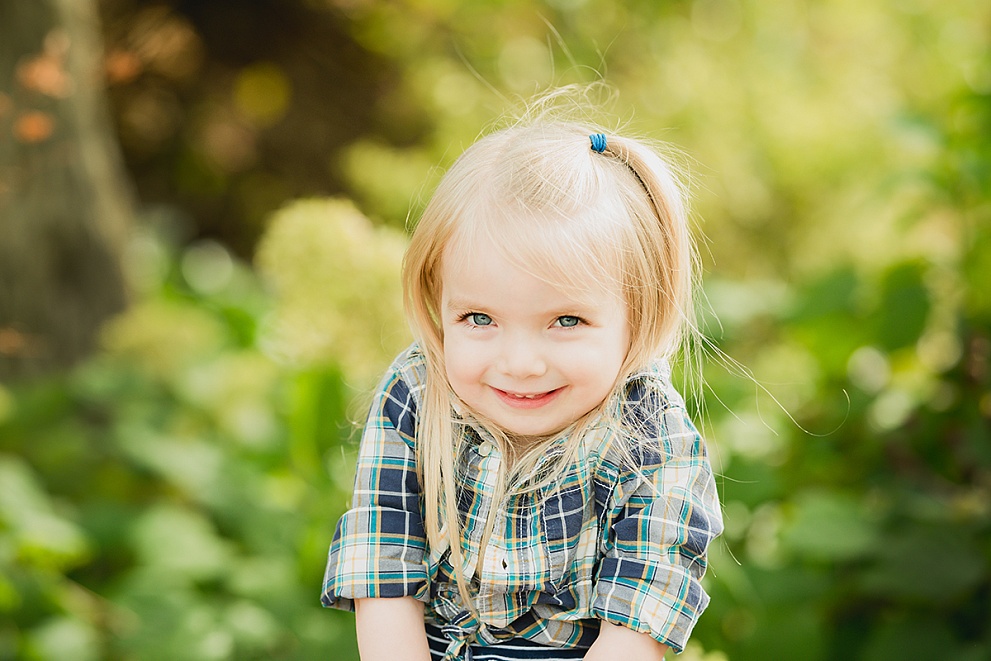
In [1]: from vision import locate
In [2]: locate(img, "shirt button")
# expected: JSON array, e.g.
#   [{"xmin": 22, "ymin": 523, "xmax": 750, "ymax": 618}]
[{"xmin": 478, "ymin": 441, "xmax": 493, "ymax": 457}]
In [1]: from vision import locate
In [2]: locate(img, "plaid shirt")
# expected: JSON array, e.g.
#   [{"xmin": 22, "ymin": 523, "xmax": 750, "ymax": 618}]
[{"xmin": 322, "ymin": 345, "xmax": 722, "ymax": 659}]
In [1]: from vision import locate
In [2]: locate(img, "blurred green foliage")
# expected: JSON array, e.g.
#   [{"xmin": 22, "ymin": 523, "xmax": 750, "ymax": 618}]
[
  {"xmin": 3, "ymin": 0, "xmax": 990, "ymax": 659},
  {"xmin": 0, "ymin": 204, "xmax": 374, "ymax": 660}
]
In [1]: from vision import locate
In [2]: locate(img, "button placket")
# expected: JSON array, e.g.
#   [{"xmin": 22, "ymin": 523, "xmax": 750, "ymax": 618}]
[{"xmin": 460, "ymin": 439, "xmax": 500, "ymax": 582}]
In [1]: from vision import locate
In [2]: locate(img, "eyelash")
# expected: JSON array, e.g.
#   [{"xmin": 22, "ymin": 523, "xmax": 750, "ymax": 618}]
[
  {"xmin": 554, "ymin": 315, "xmax": 586, "ymax": 328},
  {"xmin": 457, "ymin": 312, "xmax": 492, "ymax": 327},
  {"xmin": 455, "ymin": 312, "xmax": 587, "ymax": 328}
]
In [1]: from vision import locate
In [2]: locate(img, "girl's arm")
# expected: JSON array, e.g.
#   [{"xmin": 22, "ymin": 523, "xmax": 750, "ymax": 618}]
[
  {"xmin": 355, "ymin": 597, "xmax": 431, "ymax": 661},
  {"xmin": 583, "ymin": 621, "xmax": 669, "ymax": 660},
  {"xmin": 588, "ymin": 379, "xmax": 722, "ymax": 654}
]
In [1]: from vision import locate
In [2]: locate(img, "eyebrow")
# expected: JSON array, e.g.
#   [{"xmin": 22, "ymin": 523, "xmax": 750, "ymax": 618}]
[{"xmin": 442, "ymin": 295, "xmax": 482, "ymax": 311}]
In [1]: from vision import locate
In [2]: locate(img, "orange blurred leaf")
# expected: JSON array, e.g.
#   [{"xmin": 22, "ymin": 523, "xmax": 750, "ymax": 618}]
[
  {"xmin": 0, "ymin": 328, "xmax": 34, "ymax": 356},
  {"xmin": 105, "ymin": 49, "xmax": 144, "ymax": 84},
  {"xmin": 16, "ymin": 54, "xmax": 72, "ymax": 98},
  {"xmin": 14, "ymin": 111, "xmax": 56, "ymax": 143}
]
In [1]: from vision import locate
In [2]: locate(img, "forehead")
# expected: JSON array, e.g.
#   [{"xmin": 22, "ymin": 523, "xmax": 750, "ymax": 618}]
[
  {"xmin": 440, "ymin": 207, "xmax": 626, "ymax": 305},
  {"xmin": 441, "ymin": 239, "xmax": 623, "ymax": 317}
]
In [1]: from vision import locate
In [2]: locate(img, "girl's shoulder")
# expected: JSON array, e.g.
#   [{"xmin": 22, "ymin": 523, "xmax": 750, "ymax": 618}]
[
  {"xmin": 592, "ymin": 358, "xmax": 696, "ymax": 478},
  {"xmin": 367, "ymin": 344, "xmax": 427, "ymax": 443},
  {"xmin": 376, "ymin": 343, "xmax": 428, "ymax": 404},
  {"xmin": 619, "ymin": 356, "xmax": 689, "ymax": 421},
  {"xmin": 389, "ymin": 342, "xmax": 428, "ymax": 389}
]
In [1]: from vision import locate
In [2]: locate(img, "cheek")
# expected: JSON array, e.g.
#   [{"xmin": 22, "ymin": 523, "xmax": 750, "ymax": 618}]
[
  {"xmin": 586, "ymin": 359, "xmax": 622, "ymax": 394},
  {"xmin": 588, "ymin": 329, "xmax": 630, "ymax": 389},
  {"xmin": 443, "ymin": 336, "xmax": 483, "ymax": 391}
]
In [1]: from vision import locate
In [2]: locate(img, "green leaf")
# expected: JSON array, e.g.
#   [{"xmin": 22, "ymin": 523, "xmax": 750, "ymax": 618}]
[
  {"xmin": 0, "ymin": 457, "xmax": 90, "ymax": 570},
  {"xmin": 781, "ymin": 490, "xmax": 877, "ymax": 561},
  {"xmin": 129, "ymin": 505, "xmax": 231, "ymax": 581},
  {"xmin": 873, "ymin": 261, "xmax": 930, "ymax": 351},
  {"xmin": 23, "ymin": 617, "xmax": 100, "ymax": 661},
  {"xmin": 859, "ymin": 525, "xmax": 985, "ymax": 603}
]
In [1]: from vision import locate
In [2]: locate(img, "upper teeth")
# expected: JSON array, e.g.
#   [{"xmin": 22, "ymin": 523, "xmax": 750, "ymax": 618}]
[{"xmin": 512, "ymin": 393, "xmax": 539, "ymax": 399}]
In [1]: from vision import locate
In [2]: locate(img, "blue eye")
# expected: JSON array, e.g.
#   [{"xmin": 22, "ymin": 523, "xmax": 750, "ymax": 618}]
[
  {"xmin": 467, "ymin": 313, "xmax": 493, "ymax": 326},
  {"xmin": 556, "ymin": 316, "xmax": 581, "ymax": 328}
]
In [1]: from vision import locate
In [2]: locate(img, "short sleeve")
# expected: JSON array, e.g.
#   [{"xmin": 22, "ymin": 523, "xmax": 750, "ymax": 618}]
[
  {"xmin": 592, "ymin": 380, "xmax": 723, "ymax": 653},
  {"xmin": 320, "ymin": 356, "xmax": 430, "ymax": 610}
]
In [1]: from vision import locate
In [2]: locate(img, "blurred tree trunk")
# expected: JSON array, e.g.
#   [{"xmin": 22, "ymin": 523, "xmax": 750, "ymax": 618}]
[{"xmin": 0, "ymin": 0, "xmax": 133, "ymax": 380}]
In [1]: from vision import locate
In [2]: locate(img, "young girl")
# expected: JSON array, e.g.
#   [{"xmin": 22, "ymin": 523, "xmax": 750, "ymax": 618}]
[{"xmin": 321, "ymin": 117, "xmax": 723, "ymax": 660}]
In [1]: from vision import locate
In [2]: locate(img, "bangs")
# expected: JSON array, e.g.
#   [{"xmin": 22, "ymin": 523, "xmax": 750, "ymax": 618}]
[{"xmin": 444, "ymin": 202, "xmax": 630, "ymax": 305}]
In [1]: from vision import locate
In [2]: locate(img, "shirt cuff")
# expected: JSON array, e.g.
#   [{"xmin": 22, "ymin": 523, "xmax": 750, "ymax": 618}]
[
  {"xmin": 320, "ymin": 510, "xmax": 430, "ymax": 611},
  {"xmin": 592, "ymin": 556, "xmax": 710, "ymax": 653}
]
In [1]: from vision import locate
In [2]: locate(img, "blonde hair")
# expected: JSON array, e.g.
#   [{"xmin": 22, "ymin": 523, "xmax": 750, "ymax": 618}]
[{"xmin": 402, "ymin": 117, "xmax": 698, "ymax": 612}]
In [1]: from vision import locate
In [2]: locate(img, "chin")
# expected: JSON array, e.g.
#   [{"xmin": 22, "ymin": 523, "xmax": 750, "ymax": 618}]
[{"xmin": 500, "ymin": 421, "xmax": 567, "ymax": 440}]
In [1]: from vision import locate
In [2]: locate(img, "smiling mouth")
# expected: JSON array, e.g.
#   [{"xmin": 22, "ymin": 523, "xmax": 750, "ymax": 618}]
[{"xmin": 492, "ymin": 387, "xmax": 564, "ymax": 408}]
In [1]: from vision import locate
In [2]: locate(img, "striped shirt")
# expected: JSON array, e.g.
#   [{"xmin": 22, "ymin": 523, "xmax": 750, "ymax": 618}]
[{"xmin": 322, "ymin": 345, "xmax": 722, "ymax": 660}]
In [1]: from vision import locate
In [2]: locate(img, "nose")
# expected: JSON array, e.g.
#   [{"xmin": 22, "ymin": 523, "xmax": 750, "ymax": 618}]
[{"xmin": 496, "ymin": 334, "xmax": 547, "ymax": 379}]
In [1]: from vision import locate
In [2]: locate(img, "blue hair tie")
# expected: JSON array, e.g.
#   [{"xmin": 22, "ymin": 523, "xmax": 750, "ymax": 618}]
[{"xmin": 589, "ymin": 133, "xmax": 607, "ymax": 153}]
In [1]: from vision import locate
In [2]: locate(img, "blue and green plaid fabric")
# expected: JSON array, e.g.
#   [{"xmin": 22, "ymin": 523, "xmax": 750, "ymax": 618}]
[{"xmin": 322, "ymin": 345, "xmax": 722, "ymax": 659}]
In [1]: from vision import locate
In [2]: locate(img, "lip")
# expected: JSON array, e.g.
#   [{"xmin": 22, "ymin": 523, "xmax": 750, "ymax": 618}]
[{"xmin": 491, "ymin": 386, "xmax": 565, "ymax": 409}]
